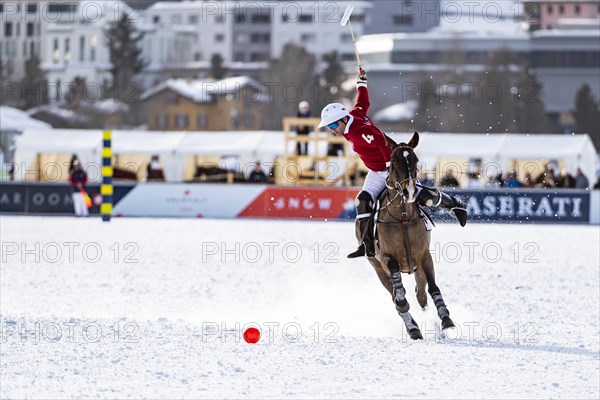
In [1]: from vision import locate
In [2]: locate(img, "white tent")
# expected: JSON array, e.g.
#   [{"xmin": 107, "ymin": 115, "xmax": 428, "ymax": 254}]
[{"xmin": 14, "ymin": 129, "xmax": 599, "ymax": 183}]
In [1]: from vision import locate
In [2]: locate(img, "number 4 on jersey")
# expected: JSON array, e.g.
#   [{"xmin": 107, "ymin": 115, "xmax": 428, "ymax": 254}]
[{"xmin": 362, "ymin": 134, "xmax": 374, "ymax": 144}]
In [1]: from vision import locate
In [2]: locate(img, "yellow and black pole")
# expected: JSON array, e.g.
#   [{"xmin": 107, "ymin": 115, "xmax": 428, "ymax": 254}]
[{"xmin": 101, "ymin": 130, "xmax": 113, "ymax": 222}]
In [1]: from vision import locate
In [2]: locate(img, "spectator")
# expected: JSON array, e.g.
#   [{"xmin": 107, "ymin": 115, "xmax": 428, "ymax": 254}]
[
  {"xmin": 522, "ymin": 172, "xmax": 536, "ymax": 188},
  {"xmin": 248, "ymin": 161, "xmax": 268, "ymax": 183},
  {"xmin": 505, "ymin": 170, "xmax": 522, "ymax": 188},
  {"xmin": 574, "ymin": 167, "xmax": 589, "ymax": 189},
  {"xmin": 536, "ymin": 164, "xmax": 557, "ymax": 188},
  {"xmin": 296, "ymin": 101, "xmax": 311, "ymax": 156},
  {"xmin": 465, "ymin": 172, "xmax": 481, "ymax": 188},
  {"xmin": 557, "ymin": 169, "xmax": 576, "ymax": 188},
  {"xmin": 439, "ymin": 168, "xmax": 460, "ymax": 187},
  {"xmin": 146, "ymin": 155, "xmax": 164, "ymax": 181},
  {"xmin": 419, "ymin": 171, "xmax": 435, "ymax": 187},
  {"xmin": 69, "ymin": 160, "xmax": 89, "ymax": 217},
  {"xmin": 68, "ymin": 154, "xmax": 79, "ymax": 175},
  {"xmin": 483, "ymin": 172, "xmax": 501, "ymax": 189}
]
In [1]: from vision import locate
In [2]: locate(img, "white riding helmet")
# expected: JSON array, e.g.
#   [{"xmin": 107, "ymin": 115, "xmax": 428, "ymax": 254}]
[{"xmin": 318, "ymin": 103, "xmax": 350, "ymax": 128}]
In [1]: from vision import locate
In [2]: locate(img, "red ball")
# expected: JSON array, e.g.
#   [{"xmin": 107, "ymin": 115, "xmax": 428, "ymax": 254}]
[{"xmin": 243, "ymin": 327, "xmax": 261, "ymax": 344}]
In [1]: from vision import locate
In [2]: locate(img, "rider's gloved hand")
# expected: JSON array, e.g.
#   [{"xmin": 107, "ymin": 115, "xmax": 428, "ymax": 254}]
[{"xmin": 357, "ymin": 68, "xmax": 367, "ymax": 84}]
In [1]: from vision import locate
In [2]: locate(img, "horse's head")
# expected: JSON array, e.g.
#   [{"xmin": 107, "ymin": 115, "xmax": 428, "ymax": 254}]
[{"xmin": 387, "ymin": 132, "xmax": 419, "ymax": 203}]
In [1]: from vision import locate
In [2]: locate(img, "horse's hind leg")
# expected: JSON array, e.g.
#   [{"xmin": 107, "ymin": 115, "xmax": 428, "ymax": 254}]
[
  {"xmin": 423, "ymin": 252, "xmax": 455, "ymax": 330},
  {"xmin": 384, "ymin": 256, "xmax": 423, "ymax": 340}
]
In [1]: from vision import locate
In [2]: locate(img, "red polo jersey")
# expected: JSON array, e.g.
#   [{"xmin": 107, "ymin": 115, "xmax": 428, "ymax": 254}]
[{"xmin": 343, "ymin": 84, "xmax": 392, "ymax": 172}]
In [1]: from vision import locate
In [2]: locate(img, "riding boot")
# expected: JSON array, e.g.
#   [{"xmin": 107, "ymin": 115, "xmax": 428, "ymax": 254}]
[
  {"xmin": 416, "ymin": 186, "xmax": 468, "ymax": 226},
  {"xmin": 347, "ymin": 191, "xmax": 375, "ymax": 258},
  {"xmin": 439, "ymin": 192, "xmax": 468, "ymax": 227},
  {"xmin": 347, "ymin": 218, "xmax": 375, "ymax": 258}
]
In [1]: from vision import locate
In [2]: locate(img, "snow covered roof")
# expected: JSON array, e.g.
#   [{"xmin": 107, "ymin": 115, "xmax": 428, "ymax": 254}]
[
  {"xmin": 141, "ymin": 77, "xmax": 269, "ymax": 103},
  {"xmin": 27, "ymin": 105, "xmax": 89, "ymax": 124},
  {"xmin": 373, "ymin": 101, "xmax": 418, "ymax": 122},
  {"xmin": 0, "ymin": 106, "xmax": 52, "ymax": 133}
]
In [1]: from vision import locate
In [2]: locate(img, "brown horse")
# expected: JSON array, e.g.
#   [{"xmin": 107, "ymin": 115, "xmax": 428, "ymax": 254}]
[{"xmin": 363, "ymin": 132, "xmax": 455, "ymax": 340}]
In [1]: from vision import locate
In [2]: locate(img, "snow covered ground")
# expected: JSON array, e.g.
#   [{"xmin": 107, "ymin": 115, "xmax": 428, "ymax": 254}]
[{"xmin": 1, "ymin": 216, "xmax": 599, "ymax": 399}]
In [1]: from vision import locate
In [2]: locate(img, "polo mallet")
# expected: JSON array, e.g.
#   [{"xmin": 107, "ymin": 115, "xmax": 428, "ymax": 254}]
[{"xmin": 340, "ymin": 5, "xmax": 363, "ymax": 73}]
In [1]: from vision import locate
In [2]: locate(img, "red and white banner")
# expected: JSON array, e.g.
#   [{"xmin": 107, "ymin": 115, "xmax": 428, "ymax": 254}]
[{"xmin": 112, "ymin": 184, "xmax": 358, "ymax": 219}]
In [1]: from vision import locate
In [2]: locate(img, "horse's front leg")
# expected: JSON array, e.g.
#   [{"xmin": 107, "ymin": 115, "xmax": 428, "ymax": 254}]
[{"xmin": 382, "ymin": 255, "xmax": 423, "ymax": 340}]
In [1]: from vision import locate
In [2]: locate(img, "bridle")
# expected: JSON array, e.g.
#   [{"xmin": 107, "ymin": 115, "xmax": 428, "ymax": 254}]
[{"xmin": 385, "ymin": 146, "xmax": 418, "ymax": 206}]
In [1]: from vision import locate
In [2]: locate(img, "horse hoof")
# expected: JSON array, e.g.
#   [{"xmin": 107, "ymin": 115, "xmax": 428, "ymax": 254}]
[
  {"xmin": 409, "ymin": 328, "xmax": 423, "ymax": 340},
  {"xmin": 441, "ymin": 316, "xmax": 455, "ymax": 330},
  {"xmin": 421, "ymin": 305, "xmax": 429, "ymax": 312}
]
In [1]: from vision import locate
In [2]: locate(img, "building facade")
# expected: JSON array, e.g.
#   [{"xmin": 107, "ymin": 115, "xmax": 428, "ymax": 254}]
[
  {"xmin": 524, "ymin": 0, "xmax": 600, "ymax": 30},
  {"xmin": 141, "ymin": 77, "xmax": 266, "ymax": 131},
  {"xmin": 0, "ymin": 1, "xmax": 46, "ymax": 80}
]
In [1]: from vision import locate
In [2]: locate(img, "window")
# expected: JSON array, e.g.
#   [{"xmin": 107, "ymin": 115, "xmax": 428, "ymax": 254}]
[
  {"xmin": 30, "ymin": 41, "xmax": 35, "ymax": 56},
  {"xmin": 233, "ymin": 52, "xmax": 245, "ymax": 62},
  {"xmin": 156, "ymin": 114, "xmax": 168, "ymax": 129},
  {"xmin": 298, "ymin": 14, "xmax": 313, "ymax": 23},
  {"xmin": 250, "ymin": 33, "xmax": 270, "ymax": 43},
  {"xmin": 194, "ymin": 52, "xmax": 202, "ymax": 61},
  {"xmin": 27, "ymin": 22, "xmax": 34, "ymax": 37},
  {"xmin": 575, "ymin": 5, "xmax": 580, "ymax": 14},
  {"xmin": 23, "ymin": 41, "xmax": 27, "ymax": 57},
  {"xmin": 393, "ymin": 15, "xmax": 413, "ymax": 25},
  {"xmin": 340, "ymin": 33, "xmax": 352, "ymax": 43},
  {"xmin": 215, "ymin": 33, "xmax": 224, "ymax": 42},
  {"xmin": 65, "ymin": 38, "xmax": 70, "ymax": 62},
  {"xmin": 234, "ymin": 33, "xmax": 248, "ymax": 44},
  {"xmin": 559, "ymin": 5, "xmax": 564, "ymax": 14},
  {"xmin": 197, "ymin": 114, "xmax": 207, "ymax": 128},
  {"xmin": 90, "ymin": 35, "xmax": 97, "ymax": 61},
  {"xmin": 171, "ymin": 14, "xmax": 181, "ymax": 24},
  {"xmin": 0, "ymin": 4, "xmax": 3, "ymax": 13},
  {"xmin": 79, "ymin": 36, "xmax": 85, "ymax": 61},
  {"xmin": 48, "ymin": 3, "xmax": 76, "ymax": 13},
  {"xmin": 4, "ymin": 22, "xmax": 12, "ymax": 37},
  {"xmin": 27, "ymin": 3, "xmax": 37, "ymax": 13},
  {"xmin": 189, "ymin": 15, "xmax": 198, "ymax": 24},
  {"xmin": 176, "ymin": 114, "xmax": 188, "ymax": 128},
  {"xmin": 52, "ymin": 38, "xmax": 59, "ymax": 62},
  {"xmin": 250, "ymin": 52, "xmax": 269, "ymax": 62},
  {"xmin": 216, "ymin": 14, "xmax": 224, "ymax": 23},
  {"xmin": 250, "ymin": 13, "xmax": 271, "ymax": 23},
  {"xmin": 153, "ymin": 16, "xmax": 160, "ymax": 24},
  {"xmin": 15, "ymin": 22, "xmax": 20, "ymax": 37},
  {"xmin": 301, "ymin": 33, "xmax": 316, "ymax": 43},
  {"xmin": 6, "ymin": 42, "xmax": 16, "ymax": 56},
  {"xmin": 547, "ymin": 5, "xmax": 553, "ymax": 14}
]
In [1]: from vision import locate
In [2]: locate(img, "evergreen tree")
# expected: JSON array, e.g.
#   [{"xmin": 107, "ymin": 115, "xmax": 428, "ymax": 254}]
[
  {"xmin": 313, "ymin": 51, "xmax": 351, "ymax": 114},
  {"xmin": 65, "ymin": 76, "xmax": 87, "ymax": 107},
  {"xmin": 210, "ymin": 53, "xmax": 227, "ymax": 80},
  {"xmin": 572, "ymin": 84, "xmax": 600, "ymax": 149},
  {"xmin": 261, "ymin": 44, "xmax": 317, "ymax": 130},
  {"xmin": 105, "ymin": 13, "xmax": 147, "ymax": 102},
  {"xmin": 19, "ymin": 56, "xmax": 48, "ymax": 109}
]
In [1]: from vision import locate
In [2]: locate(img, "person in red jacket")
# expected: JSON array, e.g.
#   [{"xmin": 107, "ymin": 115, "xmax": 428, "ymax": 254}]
[
  {"xmin": 69, "ymin": 159, "xmax": 89, "ymax": 217},
  {"xmin": 318, "ymin": 69, "xmax": 467, "ymax": 258}
]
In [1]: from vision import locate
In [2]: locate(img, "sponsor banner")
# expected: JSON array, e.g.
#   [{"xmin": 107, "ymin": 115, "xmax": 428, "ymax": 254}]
[
  {"xmin": 238, "ymin": 187, "xmax": 359, "ymax": 220},
  {"xmin": 0, "ymin": 183, "xmax": 135, "ymax": 215},
  {"xmin": 112, "ymin": 183, "xmax": 266, "ymax": 218},
  {"xmin": 434, "ymin": 189, "xmax": 590, "ymax": 223}
]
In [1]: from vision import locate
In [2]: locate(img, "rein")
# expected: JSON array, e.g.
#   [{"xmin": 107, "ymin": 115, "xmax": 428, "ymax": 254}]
[{"xmin": 377, "ymin": 149, "xmax": 422, "ymax": 274}]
